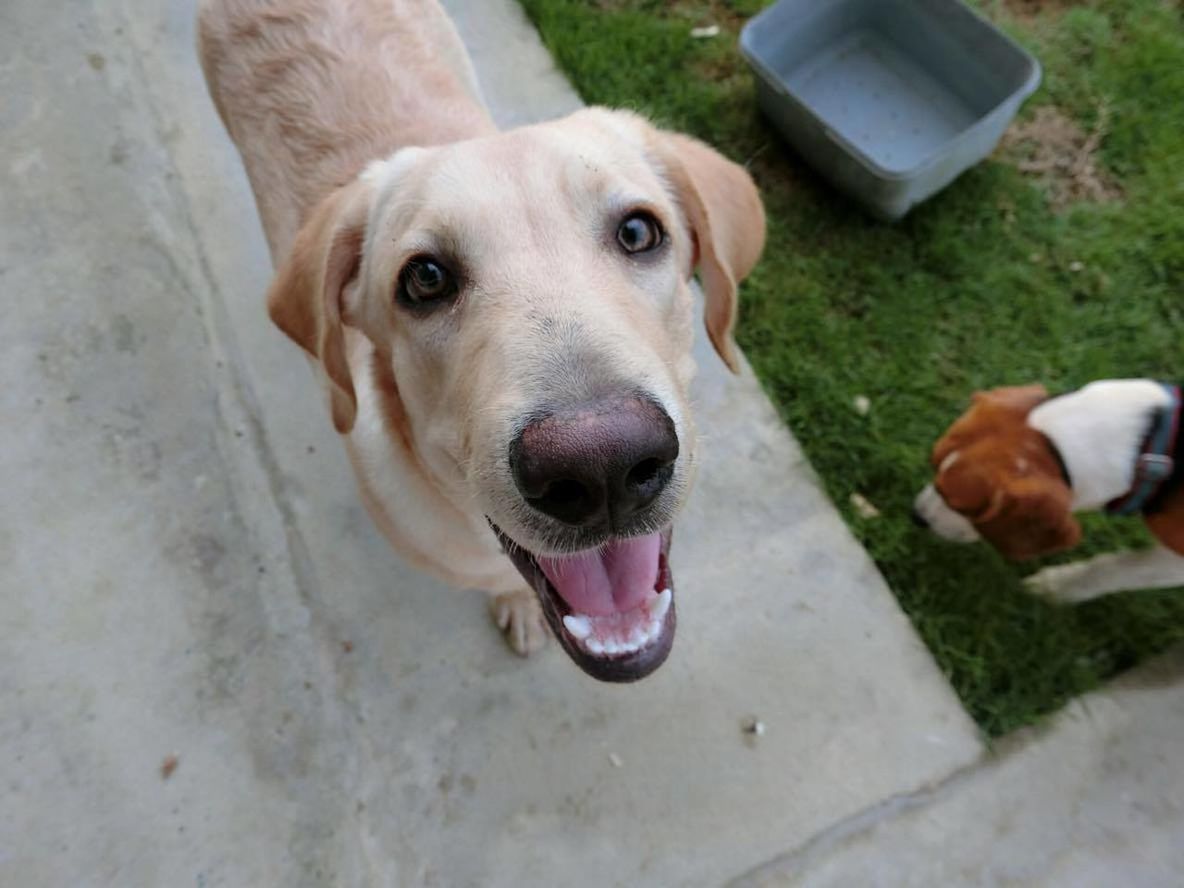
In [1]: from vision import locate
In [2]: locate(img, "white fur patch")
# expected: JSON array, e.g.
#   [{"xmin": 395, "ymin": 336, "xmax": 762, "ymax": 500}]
[
  {"xmin": 1028, "ymin": 379, "xmax": 1172, "ymax": 510},
  {"xmin": 1025, "ymin": 545, "xmax": 1184, "ymax": 603},
  {"xmin": 914, "ymin": 484, "xmax": 981, "ymax": 543}
]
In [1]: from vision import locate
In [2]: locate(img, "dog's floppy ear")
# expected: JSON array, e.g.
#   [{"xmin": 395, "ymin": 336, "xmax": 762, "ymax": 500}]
[
  {"xmin": 935, "ymin": 461, "xmax": 994, "ymax": 517},
  {"xmin": 979, "ymin": 476, "xmax": 1082, "ymax": 560},
  {"xmin": 972, "ymin": 384, "xmax": 1049, "ymax": 414},
  {"xmin": 650, "ymin": 131, "xmax": 766, "ymax": 373},
  {"xmin": 930, "ymin": 432, "xmax": 962, "ymax": 469},
  {"xmin": 267, "ymin": 179, "xmax": 371, "ymax": 434}
]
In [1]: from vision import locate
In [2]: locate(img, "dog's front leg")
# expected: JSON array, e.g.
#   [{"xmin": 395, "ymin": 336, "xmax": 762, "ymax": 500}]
[
  {"xmin": 488, "ymin": 588, "xmax": 548, "ymax": 656},
  {"xmin": 1024, "ymin": 545, "xmax": 1184, "ymax": 604}
]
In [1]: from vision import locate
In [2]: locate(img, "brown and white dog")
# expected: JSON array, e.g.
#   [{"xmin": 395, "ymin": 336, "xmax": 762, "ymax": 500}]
[
  {"xmin": 914, "ymin": 381, "xmax": 1184, "ymax": 602},
  {"xmin": 196, "ymin": 0, "xmax": 765, "ymax": 681}
]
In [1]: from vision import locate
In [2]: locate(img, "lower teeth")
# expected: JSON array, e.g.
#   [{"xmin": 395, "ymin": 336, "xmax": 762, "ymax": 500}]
[{"xmin": 562, "ymin": 588, "xmax": 672, "ymax": 656}]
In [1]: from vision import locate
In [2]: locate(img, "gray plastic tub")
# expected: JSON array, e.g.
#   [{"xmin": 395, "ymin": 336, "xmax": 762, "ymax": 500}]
[{"xmin": 740, "ymin": 0, "xmax": 1041, "ymax": 219}]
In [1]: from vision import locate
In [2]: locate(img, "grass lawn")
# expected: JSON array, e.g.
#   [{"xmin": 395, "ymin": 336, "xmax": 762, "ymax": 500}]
[{"xmin": 519, "ymin": 0, "xmax": 1184, "ymax": 735}]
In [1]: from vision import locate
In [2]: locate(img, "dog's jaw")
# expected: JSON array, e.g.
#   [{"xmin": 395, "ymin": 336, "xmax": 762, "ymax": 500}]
[{"xmin": 491, "ymin": 523, "xmax": 676, "ymax": 682}]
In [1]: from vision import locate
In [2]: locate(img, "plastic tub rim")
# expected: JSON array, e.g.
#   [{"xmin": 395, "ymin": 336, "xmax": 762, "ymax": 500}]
[{"xmin": 738, "ymin": 0, "xmax": 1043, "ymax": 182}]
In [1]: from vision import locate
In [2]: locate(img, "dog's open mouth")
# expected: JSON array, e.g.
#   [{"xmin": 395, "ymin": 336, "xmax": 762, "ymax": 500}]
[{"xmin": 491, "ymin": 524, "xmax": 675, "ymax": 682}]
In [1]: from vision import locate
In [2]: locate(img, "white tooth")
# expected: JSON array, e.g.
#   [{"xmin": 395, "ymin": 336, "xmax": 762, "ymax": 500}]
[
  {"xmin": 628, "ymin": 625, "xmax": 648, "ymax": 648},
  {"xmin": 563, "ymin": 614, "xmax": 593, "ymax": 640},
  {"xmin": 647, "ymin": 619, "xmax": 661, "ymax": 640},
  {"xmin": 586, "ymin": 637, "xmax": 605, "ymax": 655},
  {"xmin": 603, "ymin": 640, "xmax": 621, "ymax": 655},
  {"xmin": 650, "ymin": 588, "xmax": 672, "ymax": 622}
]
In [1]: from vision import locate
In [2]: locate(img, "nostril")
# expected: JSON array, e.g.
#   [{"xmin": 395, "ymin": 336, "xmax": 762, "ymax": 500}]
[
  {"xmin": 527, "ymin": 477, "xmax": 602, "ymax": 526},
  {"xmin": 540, "ymin": 479, "xmax": 586, "ymax": 508},
  {"xmin": 623, "ymin": 456, "xmax": 674, "ymax": 507},
  {"xmin": 626, "ymin": 458, "xmax": 663, "ymax": 488}
]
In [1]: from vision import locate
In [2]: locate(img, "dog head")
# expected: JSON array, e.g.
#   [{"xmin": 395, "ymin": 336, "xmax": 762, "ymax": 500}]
[
  {"xmin": 913, "ymin": 385, "xmax": 1081, "ymax": 561},
  {"xmin": 266, "ymin": 108, "xmax": 765, "ymax": 680}
]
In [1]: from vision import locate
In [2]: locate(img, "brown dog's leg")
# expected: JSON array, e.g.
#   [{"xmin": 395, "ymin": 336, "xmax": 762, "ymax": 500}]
[{"xmin": 1025, "ymin": 546, "xmax": 1184, "ymax": 603}]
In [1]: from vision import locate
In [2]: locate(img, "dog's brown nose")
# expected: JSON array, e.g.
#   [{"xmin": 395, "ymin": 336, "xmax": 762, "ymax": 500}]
[{"xmin": 510, "ymin": 396, "xmax": 678, "ymax": 528}]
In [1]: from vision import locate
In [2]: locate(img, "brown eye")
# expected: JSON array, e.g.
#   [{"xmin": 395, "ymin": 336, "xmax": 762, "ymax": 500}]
[
  {"xmin": 397, "ymin": 257, "xmax": 456, "ymax": 307},
  {"xmin": 617, "ymin": 212, "xmax": 663, "ymax": 254}
]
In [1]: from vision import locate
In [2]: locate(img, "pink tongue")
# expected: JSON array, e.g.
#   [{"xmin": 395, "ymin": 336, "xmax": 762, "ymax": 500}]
[{"xmin": 537, "ymin": 532, "xmax": 661, "ymax": 617}]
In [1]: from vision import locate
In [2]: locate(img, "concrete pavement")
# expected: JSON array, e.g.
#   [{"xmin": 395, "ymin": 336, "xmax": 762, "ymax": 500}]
[
  {"xmin": 3, "ymin": 1, "xmax": 1178, "ymax": 885},
  {"xmin": 739, "ymin": 647, "xmax": 1184, "ymax": 888},
  {"xmin": 0, "ymin": 1, "xmax": 979, "ymax": 884}
]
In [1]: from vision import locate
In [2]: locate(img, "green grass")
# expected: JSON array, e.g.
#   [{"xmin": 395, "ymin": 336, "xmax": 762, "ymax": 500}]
[{"xmin": 519, "ymin": 0, "xmax": 1184, "ymax": 735}]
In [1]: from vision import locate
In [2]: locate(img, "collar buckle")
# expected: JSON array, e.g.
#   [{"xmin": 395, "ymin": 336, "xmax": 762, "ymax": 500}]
[
  {"xmin": 1135, "ymin": 452, "xmax": 1174, "ymax": 484},
  {"xmin": 1105, "ymin": 384, "xmax": 1182, "ymax": 516}
]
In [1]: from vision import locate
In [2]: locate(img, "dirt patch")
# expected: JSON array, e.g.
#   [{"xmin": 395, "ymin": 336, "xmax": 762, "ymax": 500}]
[
  {"xmin": 680, "ymin": 0, "xmax": 750, "ymax": 31},
  {"xmin": 999, "ymin": 105, "xmax": 1123, "ymax": 210},
  {"xmin": 594, "ymin": 0, "xmax": 749, "ymax": 31},
  {"xmin": 999, "ymin": 0, "xmax": 1078, "ymax": 24}
]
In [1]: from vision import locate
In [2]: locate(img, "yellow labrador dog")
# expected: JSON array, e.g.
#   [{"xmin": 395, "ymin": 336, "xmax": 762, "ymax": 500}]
[{"xmin": 198, "ymin": 0, "xmax": 765, "ymax": 682}]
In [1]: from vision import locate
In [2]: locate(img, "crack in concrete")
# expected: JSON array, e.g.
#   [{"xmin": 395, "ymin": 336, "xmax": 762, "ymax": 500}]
[
  {"xmin": 100, "ymin": 5, "xmax": 393, "ymax": 881},
  {"xmin": 727, "ymin": 753, "xmax": 990, "ymax": 886},
  {"xmin": 727, "ymin": 717, "xmax": 1079, "ymax": 886},
  {"xmin": 106, "ymin": 4, "xmax": 321, "ymax": 607}
]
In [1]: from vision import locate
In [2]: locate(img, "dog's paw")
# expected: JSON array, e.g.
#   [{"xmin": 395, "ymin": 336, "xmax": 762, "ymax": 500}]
[
  {"xmin": 489, "ymin": 589, "xmax": 548, "ymax": 657},
  {"xmin": 1024, "ymin": 561, "xmax": 1102, "ymax": 604}
]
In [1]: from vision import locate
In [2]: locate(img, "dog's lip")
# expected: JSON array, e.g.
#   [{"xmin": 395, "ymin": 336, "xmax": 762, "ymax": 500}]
[{"xmin": 489, "ymin": 522, "xmax": 676, "ymax": 682}]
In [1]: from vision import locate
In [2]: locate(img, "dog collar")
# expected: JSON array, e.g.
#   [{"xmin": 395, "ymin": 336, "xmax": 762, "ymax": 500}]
[
  {"xmin": 1040, "ymin": 433, "xmax": 1072, "ymax": 487},
  {"xmin": 1106, "ymin": 383, "xmax": 1182, "ymax": 516}
]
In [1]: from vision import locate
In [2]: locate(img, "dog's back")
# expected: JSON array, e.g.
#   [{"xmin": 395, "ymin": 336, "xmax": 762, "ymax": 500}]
[{"xmin": 197, "ymin": 0, "xmax": 494, "ymax": 258}]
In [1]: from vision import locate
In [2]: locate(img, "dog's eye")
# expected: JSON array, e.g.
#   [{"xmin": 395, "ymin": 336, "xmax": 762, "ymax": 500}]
[
  {"xmin": 617, "ymin": 212, "xmax": 663, "ymax": 254},
  {"xmin": 397, "ymin": 257, "xmax": 456, "ymax": 307}
]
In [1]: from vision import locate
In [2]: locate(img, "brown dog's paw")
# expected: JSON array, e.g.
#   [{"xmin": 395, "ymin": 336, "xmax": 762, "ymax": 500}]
[
  {"xmin": 489, "ymin": 589, "xmax": 548, "ymax": 657},
  {"xmin": 1024, "ymin": 557, "xmax": 1116, "ymax": 604},
  {"xmin": 1024, "ymin": 562, "xmax": 1090, "ymax": 603}
]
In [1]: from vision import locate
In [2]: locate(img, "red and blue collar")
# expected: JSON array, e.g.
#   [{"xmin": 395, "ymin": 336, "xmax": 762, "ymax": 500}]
[{"xmin": 1106, "ymin": 383, "xmax": 1182, "ymax": 516}]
